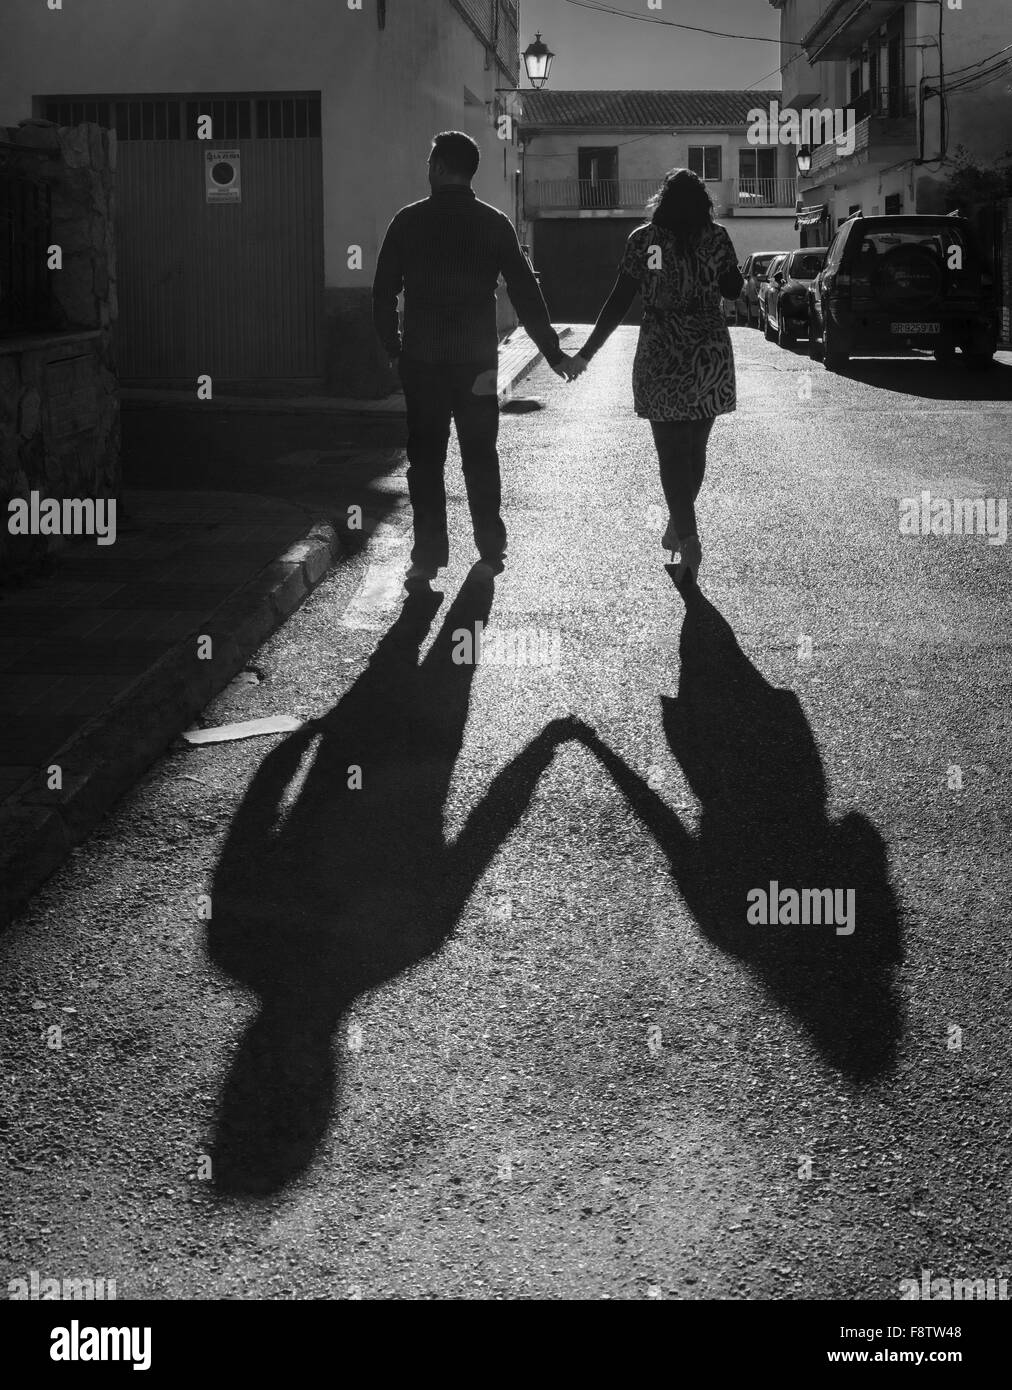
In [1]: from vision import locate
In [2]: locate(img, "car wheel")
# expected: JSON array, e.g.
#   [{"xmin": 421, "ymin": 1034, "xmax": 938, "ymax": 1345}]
[
  {"xmin": 808, "ymin": 310, "xmax": 824, "ymax": 360},
  {"xmin": 824, "ymin": 316, "xmax": 849, "ymax": 372}
]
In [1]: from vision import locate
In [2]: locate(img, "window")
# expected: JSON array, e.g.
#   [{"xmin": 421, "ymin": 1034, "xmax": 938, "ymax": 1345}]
[
  {"xmin": 849, "ymin": 204, "xmax": 862, "ymax": 216},
  {"xmin": 42, "ymin": 99, "xmax": 111, "ymax": 126},
  {"xmin": 737, "ymin": 147, "xmax": 777, "ymax": 202},
  {"xmin": 823, "ymin": 231, "xmax": 845, "ymax": 273},
  {"xmin": 788, "ymin": 251, "xmax": 826, "ymax": 280},
  {"xmin": 578, "ymin": 146, "xmax": 618, "ymax": 207},
  {"xmin": 688, "ymin": 146, "xmax": 722, "ymax": 181},
  {"xmin": 43, "ymin": 94, "xmax": 321, "ymax": 141},
  {"xmin": 738, "ymin": 148, "xmax": 777, "ymax": 181},
  {"xmin": 884, "ymin": 193, "xmax": 902, "ymax": 215}
]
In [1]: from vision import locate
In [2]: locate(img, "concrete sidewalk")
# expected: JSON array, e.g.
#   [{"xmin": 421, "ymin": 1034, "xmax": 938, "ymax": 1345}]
[
  {"xmin": 119, "ymin": 325, "xmax": 574, "ymax": 415},
  {"xmin": 0, "ymin": 327, "xmax": 565, "ymax": 926},
  {"xmin": 0, "ymin": 490, "xmax": 339, "ymax": 927}
]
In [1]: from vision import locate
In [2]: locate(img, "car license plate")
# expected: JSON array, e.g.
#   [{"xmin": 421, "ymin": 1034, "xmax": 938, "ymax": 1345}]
[{"xmin": 890, "ymin": 322, "xmax": 940, "ymax": 334}]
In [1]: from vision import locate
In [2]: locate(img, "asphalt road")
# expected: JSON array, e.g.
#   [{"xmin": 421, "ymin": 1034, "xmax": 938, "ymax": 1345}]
[{"xmin": 2, "ymin": 329, "xmax": 1010, "ymax": 1301}]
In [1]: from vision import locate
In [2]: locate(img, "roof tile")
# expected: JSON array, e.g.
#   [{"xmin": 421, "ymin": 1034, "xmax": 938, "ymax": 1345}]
[{"xmin": 518, "ymin": 90, "xmax": 781, "ymax": 129}]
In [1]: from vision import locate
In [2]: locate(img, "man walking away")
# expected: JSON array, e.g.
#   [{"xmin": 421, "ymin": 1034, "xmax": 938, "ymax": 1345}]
[{"xmin": 373, "ymin": 130, "xmax": 577, "ymax": 592}]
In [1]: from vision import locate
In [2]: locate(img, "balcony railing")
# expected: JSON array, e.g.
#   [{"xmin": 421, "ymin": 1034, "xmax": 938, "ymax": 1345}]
[
  {"xmin": 527, "ymin": 177, "xmax": 659, "ymax": 212},
  {"xmin": 730, "ymin": 177, "xmax": 798, "ymax": 209},
  {"xmin": 850, "ymin": 84, "xmax": 916, "ymax": 121},
  {"xmin": 807, "ymin": 86, "xmax": 917, "ymax": 174}
]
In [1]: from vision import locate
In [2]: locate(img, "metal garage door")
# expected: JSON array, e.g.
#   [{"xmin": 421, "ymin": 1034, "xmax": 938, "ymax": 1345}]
[
  {"xmin": 533, "ymin": 218, "xmax": 644, "ymax": 324},
  {"xmin": 41, "ymin": 94, "xmax": 324, "ymax": 382}
]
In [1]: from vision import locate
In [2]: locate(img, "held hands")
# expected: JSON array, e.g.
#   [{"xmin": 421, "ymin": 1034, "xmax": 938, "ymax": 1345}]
[{"xmin": 551, "ymin": 351, "xmax": 590, "ymax": 382}]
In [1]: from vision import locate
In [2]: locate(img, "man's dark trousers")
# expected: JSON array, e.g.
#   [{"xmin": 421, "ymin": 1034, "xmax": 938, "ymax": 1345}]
[{"xmin": 398, "ymin": 356, "xmax": 506, "ymax": 570}]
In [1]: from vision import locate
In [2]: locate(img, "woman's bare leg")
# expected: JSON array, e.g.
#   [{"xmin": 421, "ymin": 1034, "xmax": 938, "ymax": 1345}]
[{"xmin": 651, "ymin": 420, "xmax": 698, "ymax": 542}]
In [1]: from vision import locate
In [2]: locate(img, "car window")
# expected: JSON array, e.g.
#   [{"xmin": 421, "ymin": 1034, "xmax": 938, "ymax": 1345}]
[
  {"xmin": 752, "ymin": 254, "xmax": 775, "ymax": 276},
  {"xmin": 764, "ymin": 256, "xmax": 785, "ymax": 280},
  {"xmin": 788, "ymin": 251, "xmax": 825, "ymax": 279},
  {"xmin": 850, "ymin": 226, "xmax": 970, "ymax": 262},
  {"xmin": 823, "ymin": 231, "xmax": 845, "ymax": 272}
]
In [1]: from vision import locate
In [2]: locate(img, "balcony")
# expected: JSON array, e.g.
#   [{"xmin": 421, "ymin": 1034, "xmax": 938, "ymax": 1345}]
[
  {"xmin": 806, "ymin": 86, "xmax": 917, "ymax": 179},
  {"xmin": 852, "ymin": 84, "xmax": 916, "ymax": 122},
  {"xmin": 729, "ymin": 177, "xmax": 798, "ymax": 212},
  {"xmin": 804, "ymin": 0, "xmax": 902, "ymax": 62},
  {"xmin": 526, "ymin": 177, "xmax": 658, "ymax": 216}
]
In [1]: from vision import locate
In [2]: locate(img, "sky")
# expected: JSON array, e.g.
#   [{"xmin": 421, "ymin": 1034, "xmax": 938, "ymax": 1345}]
[{"xmin": 520, "ymin": 0, "xmax": 784, "ymax": 92}]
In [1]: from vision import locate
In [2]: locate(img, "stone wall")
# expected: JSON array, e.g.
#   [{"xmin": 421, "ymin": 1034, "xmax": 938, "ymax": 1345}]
[{"xmin": 0, "ymin": 119, "xmax": 120, "ymax": 584}]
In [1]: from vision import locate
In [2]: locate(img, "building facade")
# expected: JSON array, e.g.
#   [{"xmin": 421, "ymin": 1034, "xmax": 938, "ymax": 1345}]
[
  {"xmin": 518, "ymin": 91, "xmax": 801, "ymax": 321},
  {"xmin": 0, "ymin": 0, "xmax": 524, "ymax": 397},
  {"xmin": 770, "ymin": 0, "xmax": 1011, "ymax": 243}
]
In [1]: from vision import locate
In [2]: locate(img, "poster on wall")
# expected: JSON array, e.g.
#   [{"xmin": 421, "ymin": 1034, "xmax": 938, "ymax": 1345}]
[{"xmin": 205, "ymin": 149, "xmax": 241, "ymax": 202}]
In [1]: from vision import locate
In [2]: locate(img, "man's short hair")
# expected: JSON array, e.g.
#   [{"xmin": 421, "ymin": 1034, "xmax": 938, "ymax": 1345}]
[{"xmin": 430, "ymin": 130, "xmax": 480, "ymax": 179}]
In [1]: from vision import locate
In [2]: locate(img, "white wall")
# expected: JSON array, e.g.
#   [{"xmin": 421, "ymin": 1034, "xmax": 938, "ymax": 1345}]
[
  {"xmin": 722, "ymin": 217, "xmax": 800, "ymax": 266},
  {"xmin": 524, "ymin": 128, "xmax": 790, "ymax": 217},
  {"xmin": 0, "ymin": 0, "xmax": 521, "ymax": 292}
]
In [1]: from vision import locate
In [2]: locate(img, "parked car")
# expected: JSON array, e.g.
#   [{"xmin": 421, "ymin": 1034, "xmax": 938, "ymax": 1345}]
[
  {"xmin": 808, "ymin": 212, "xmax": 998, "ymax": 371},
  {"xmin": 763, "ymin": 247, "xmax": 827, "ymax": 346},
  {"xmin": 736, "ymin": 251, "xmax": 780, "ymax": 326},
  {"xmin": 756, "ymin": 254, "xmax": 787, "ymax": 334}
]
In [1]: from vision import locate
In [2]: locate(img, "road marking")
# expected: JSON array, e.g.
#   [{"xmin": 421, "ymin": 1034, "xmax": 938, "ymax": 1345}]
[{"xmin": 340, "ymin": 521, "xmax": 410, "ymax": 630}]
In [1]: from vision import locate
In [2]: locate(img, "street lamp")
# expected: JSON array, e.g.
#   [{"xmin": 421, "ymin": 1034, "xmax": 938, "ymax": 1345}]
[
  {"xmin": 523, "ymin": 32, "xmax": 555, "ymax": 89},
  {"xmin": 796, "ymin": 144, "xmax": 813, "ymax": 175}
]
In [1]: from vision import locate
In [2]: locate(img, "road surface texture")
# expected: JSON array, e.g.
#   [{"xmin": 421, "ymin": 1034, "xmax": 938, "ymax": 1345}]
[{"xmin": 2, "ymin": 328, "xmax": 1010, "ymax": 1300}]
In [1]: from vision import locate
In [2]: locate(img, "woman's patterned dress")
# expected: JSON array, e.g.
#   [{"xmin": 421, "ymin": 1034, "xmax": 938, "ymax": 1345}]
[{"xmin": 617, "ymin": 221, "xmax": 739, "ymax": 421}]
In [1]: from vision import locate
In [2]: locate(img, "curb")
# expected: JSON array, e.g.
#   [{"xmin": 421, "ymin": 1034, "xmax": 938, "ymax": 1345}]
[
  {"xmin": 498, "ymin": 326, "xmax": 574, "ymax": 406},
  {"xmin": 0, "ymin": 519, "xmax": 341, "ymax": 929}
]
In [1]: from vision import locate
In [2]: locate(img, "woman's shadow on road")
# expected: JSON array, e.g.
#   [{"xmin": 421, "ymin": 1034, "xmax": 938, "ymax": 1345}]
[
  {"xmin": 208, "ymin": 577, "xmax": 903, "ymax": 1197},
  {"xmin": 564, "ymin": 582, "xmax": 904, "ymax": 1081},
  {"xmin": 207, "ymin": 577, "xmax": 574, "ymax": 1196}
]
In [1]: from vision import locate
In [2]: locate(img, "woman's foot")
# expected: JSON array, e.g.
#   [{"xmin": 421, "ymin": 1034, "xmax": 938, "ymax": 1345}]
[
  {"xmin": 671, "ymin": 534, "xmax": 702, "ymax": 590},
  {"xmin": 662, "ymin": 518, "xmax": 681, "ymax": 560}
]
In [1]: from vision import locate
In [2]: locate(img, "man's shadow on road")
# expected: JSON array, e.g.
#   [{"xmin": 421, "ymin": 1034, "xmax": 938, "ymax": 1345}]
[
  {"xmin": 207, "ymin": 576, "xmax": 573, "ymax": 1196},
  {"xmin": 208, "ymin": 578, "xmax": 902, "ymax": 1196},
  {"xmin": 563, "ymin": 583, "xmax": 903, "ymax": 1081}
]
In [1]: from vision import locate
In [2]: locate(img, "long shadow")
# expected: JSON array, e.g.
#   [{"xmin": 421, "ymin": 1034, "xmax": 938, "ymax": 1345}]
[
  {"xmin": 207, "ymin": 578, "xmax": 572, "ymax": 1195},
  {"xmin": 563, "ymin": 584, "xmax": 903, "ymax": 1080}
]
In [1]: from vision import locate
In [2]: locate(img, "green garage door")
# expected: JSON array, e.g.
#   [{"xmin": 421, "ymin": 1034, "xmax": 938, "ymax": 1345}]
[
  {"xmin": 533, "ymin": 218, "xmax": 644, "ymax": 324},
  {"xmin": 42, "ymin": 94, "xmax": 324, "ymax": 382}
]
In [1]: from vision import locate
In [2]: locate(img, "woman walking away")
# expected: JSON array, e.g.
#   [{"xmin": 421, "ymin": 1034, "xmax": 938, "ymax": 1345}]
[{"xmin": 568, "ymin": 169, "xmax": 743, "ymax": 590}]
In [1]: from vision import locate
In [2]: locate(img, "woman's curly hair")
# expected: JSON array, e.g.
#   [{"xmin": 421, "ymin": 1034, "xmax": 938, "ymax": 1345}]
[{"xmin": 647, "ymin": 168, "xmax": 715, "ymax": 248}]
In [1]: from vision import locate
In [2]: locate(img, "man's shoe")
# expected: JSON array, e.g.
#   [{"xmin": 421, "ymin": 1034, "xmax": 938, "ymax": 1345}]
[{"xmin": 405, "ymin": 562, "xmax": 437, "ymax": 593}]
